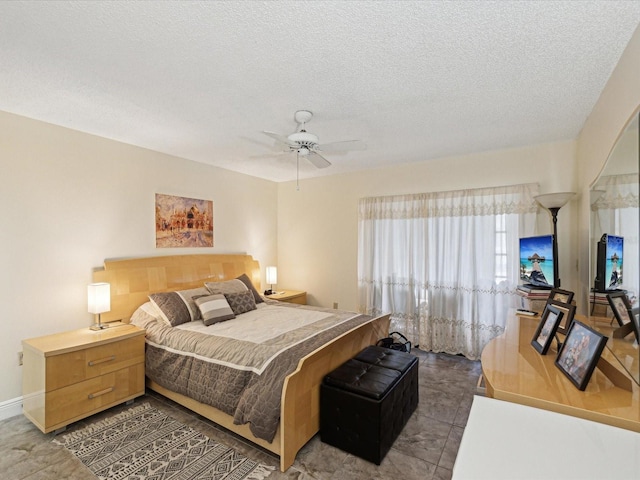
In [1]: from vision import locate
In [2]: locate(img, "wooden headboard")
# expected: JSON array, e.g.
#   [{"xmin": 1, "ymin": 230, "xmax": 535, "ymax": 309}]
[{"xmin": 93, "ymin": 254, "xmax": 261, "ymax": 323}]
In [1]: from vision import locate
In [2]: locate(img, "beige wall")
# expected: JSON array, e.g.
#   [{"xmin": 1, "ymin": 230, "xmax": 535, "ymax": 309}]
[
  {"xmin": 2, "ymin": 23, "xmax": 638, "ymax": 413},
  {"xmin": 277, "ymin": 140, "xmax": 579, "ymax": 311},
  {"xmin": 577, "ymin": 25, "xmax": 640, "ymax": 313},
  {"xmin": 278, "ymin": 24, "xmax": 640, "ymax": 317},
  {"xmin": 0, "ymin": 111, "xmax": 278, "ymax": 404}
]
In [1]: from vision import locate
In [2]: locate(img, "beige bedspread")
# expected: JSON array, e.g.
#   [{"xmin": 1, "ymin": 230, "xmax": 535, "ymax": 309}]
[{"xmin": 130, "ymin": 300, "xmax": 374, "ymax": 442}]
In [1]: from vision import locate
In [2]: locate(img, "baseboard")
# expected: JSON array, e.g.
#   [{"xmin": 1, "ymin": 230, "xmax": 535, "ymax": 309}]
[{"xmin": 0, "ymin": 396, "xmax": 23, "ymax": 421}]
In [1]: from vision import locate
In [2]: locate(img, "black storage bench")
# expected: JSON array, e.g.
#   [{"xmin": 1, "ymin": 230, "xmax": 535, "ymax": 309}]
[{"xmin": 320, "ymin": 345, "xmax": 419, "ymax": 464}]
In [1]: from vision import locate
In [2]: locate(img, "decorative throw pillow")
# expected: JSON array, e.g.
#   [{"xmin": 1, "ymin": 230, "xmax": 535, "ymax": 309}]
[
  {"xmin": 149, "ymin": 292, "xmax": 192, "ymax": 327},
  {"xmin": 175, "ymin": 287, "xmax": 210, "ymax": 321},
  {"xmin": 195, "ymin": 294, "xmax": 236, "ymax": 326},
  {"xmin": 236, "ymin": 273, "xmax": 264, "ymax": 304},
  {"xmin": 205, "ymin": 279, "xmax": 248, "ymax": 296},
  {"xmin": 224, "ymin": 290, "xmax": 257, "ymax": 315},
  {"xmin": 148, "ymin": 287, "xmax": 210, "ymax": 326}
]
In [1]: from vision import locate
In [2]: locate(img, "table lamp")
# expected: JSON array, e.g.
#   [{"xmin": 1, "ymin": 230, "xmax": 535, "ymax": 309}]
[
  {"xmin": 88, "ymin": 282, "xmax": 111, "ymax": 330},
  {"xmin": 265, "ymin": 266, "xmax": 277, "ymax": 295}
]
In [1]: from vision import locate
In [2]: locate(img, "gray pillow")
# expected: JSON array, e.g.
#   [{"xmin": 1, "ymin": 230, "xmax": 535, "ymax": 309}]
[
  {"xmin": 195, "ymin": 294, "xmax": 236, "ymax": 326},
  {"xmin": 236, "ymin": 273, "xmax": 264, "ymax": 304},
  {"xmin": 175, "ymin": 287, "xmax": 211, "ymax": 320},
  {"xmin": 205, "ymin": 279, "xmax": 248, "ymax": 296},
  {"xmin": 148, "ymin": 287, "xmax": 210, "ymax": 326},
  {"xmin": 149, "ymin": 292, "xmax": 191, "ymax": 327},
  {"xmin": 224, "ymin": 290, "xmax": 257, "ymax": 315}
]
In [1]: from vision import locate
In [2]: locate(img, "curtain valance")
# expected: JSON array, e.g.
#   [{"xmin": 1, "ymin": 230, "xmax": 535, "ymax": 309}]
[{"xmin": 359, "ymin": 183, "xmax": 540, "ymax": 220}]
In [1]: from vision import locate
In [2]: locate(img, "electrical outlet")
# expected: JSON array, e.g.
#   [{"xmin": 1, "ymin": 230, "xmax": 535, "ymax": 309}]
[
  {"xmin": 333, "ymin": 302, "xmax": 338, "ymax": 309},
  {"xmin": 18, "ymin": 351, "xmax": 23, "ymax": 366}
]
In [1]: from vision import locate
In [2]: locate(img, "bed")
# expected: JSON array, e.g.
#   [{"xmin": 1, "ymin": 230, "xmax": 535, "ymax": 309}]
[{"xmin": 93, "ymin": 254, "xmax": 390, "ymax": 471}]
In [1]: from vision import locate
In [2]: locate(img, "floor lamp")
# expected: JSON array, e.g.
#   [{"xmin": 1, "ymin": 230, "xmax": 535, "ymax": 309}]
[{"xmin": 534, "ymin": 192, "xmax": 576, "ymax": 288}]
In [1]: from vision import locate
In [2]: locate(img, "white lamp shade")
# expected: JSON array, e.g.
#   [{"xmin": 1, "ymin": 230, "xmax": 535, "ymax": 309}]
[
  {"xmin": 88, "ymin": 283, "xmax": 111, "ymax": 314},
  {"xmin": 534, "ymin": 192, "xmax": 576, "ymax": 210},
  {"xmin": 266, "ymin": 266, "xmax": 278, "ymax": 285}
]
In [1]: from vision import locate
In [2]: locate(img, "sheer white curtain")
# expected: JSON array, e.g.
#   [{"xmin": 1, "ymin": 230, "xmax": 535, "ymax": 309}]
[
  {"xmin": 592, "ymin": 174, "xmax": 639, "ymax": 302},
  {"xmin": 358, "ymin": 183, "xmax": 538, "ymax": 359}
]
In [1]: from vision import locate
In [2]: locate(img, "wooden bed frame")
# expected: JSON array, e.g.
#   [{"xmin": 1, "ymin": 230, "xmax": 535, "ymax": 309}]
[{"xmin": 93, "ymin": 254, "xmax": 390, "ymax": 471}]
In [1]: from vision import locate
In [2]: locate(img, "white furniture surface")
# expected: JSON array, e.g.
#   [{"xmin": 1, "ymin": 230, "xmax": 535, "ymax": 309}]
[{"xmin": 453, "ymin": 395, "xmax": 640, "ymax": 480}]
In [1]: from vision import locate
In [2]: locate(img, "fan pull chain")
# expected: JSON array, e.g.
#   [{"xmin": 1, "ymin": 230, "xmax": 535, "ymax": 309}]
[{"xmin": 296, "ymin": 152, "xmax": 300, "ymax": 191}]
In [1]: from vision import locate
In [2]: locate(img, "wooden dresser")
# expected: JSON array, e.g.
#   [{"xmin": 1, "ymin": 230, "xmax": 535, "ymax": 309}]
[
  {"xmin": 481, "ymin": 311, "xmax": 640, "ymax": 433},
  {"xmin": 22, "ymin": 324, "xmax": 145, "ymax": 433}
]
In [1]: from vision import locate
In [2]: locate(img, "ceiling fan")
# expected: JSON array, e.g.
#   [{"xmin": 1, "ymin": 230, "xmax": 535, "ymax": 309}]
[{"xmin": 261, "ymin": 110, "xmax": 366, "ymax": 169}]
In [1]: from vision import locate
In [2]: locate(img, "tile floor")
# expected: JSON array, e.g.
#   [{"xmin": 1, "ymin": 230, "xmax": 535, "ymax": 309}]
[{"xmin": 0, "ymin": 349, "xmax": 482, "ymax": 480}]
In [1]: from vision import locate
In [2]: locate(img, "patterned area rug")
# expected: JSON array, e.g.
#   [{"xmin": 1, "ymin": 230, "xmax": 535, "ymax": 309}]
[{"xmin": 53, "ymin": 403, "xmax": 274, "ymax": 480}]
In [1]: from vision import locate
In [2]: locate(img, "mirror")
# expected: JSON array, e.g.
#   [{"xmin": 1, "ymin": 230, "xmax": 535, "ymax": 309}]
[{"xmin": 589, "ymin": 110, "xmax": 639, "ymax": 385}]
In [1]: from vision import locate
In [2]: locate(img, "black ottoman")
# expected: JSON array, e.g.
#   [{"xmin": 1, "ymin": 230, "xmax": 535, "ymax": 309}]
[{"xmin": 320, "ymin": 346, "xmax": 419, "ymax": 464}]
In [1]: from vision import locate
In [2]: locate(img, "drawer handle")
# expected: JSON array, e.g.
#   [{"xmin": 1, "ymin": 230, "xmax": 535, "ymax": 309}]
[
  {"xmin": 88, "ymin": 387, "xmax": 114, "ymax": 399},
  {"xmin": 88, "ymin": 355, "xmax": 115, "ymax": 366}
]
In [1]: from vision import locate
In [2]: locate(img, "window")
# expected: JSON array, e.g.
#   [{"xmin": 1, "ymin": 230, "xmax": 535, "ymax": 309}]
[
  {"xmin": 358, "ymin": 184, "xmax": 539, "ymax": 359},
  {"xmin": 495, "ymin": 214, "xmax": 507, "ymax": 285}
]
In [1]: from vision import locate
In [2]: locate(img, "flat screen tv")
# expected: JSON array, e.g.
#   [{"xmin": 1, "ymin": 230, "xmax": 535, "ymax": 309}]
[
  {"xmin": 519, "ymin": 235, "xmax": 555, "ymax": 289},
  {"xmin": 594, "ymin": 234, "xmax": 623, "ymax": 292}
]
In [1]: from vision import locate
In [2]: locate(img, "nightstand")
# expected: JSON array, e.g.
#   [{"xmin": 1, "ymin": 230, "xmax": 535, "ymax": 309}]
[
  {"xmin": 267, "ymin": 290, "xmax": 307, "ymax": 305},
  {"xmin": 22, "ymin": 323, "xmax": 145, "ymax": 434}
]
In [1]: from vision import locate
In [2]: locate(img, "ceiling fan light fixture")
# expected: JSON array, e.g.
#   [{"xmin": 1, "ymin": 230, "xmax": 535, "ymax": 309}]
[
  {"xmin": 260, "ymin": 110, "xmax": 365, "ymax": 175},
  {"xmin": 288, "ymin": 131, "xmax": 318, "ymax": 144}
]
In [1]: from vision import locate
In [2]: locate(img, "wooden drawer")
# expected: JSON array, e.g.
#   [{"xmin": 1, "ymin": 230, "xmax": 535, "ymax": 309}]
[
  {"xmin": 23, "ymin": 325, "xmax": 146, "ymax": 434},
  {"xmin": 46, "ymin": 335, "xmax": 145, "ymax": 391},
  {"xmin": 45, "ymin": 363, "xmax": 145, "ymax": 431}
]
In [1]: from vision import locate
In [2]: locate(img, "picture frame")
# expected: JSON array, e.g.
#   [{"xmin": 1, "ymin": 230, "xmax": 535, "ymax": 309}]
[
  {"xmin": 155, "ymin": 193, "xmax": 214, "ymax": 248},
  {"xmin": 548, "ymin": 288, "xmax": 574, "ymax": 305},
  {"xmin": 606, "ymin": 291, "xmax": 640, "ymax": 343},
  {"xmin": 555, "ymin": 320, "xmax": 608, "ymax": 391},
  {"xmin": 544, "ymin": 300, "xmax": 576, "ymax": 335},
  {"xmin": 606, "ymin": 291, "xmax": 632, "ymax": 326},
  {"xmin": 531, "ymin": 305, "xmax": 564, "ymax": 355}
]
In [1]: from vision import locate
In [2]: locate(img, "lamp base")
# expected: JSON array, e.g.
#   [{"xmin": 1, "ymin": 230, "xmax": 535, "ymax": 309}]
[{"xmin": 90, "ymin": 323, "xmax": 109, "ymax": 331}]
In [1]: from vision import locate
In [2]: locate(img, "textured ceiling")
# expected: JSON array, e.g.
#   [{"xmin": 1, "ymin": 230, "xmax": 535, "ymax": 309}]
[{"xmin": 1, "ymin": 1, "xmax": 639, "ymax": 182}]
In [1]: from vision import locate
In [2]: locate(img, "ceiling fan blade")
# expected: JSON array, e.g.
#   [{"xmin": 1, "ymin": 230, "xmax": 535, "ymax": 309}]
[
  {"xmin": 262, "ymin": 131, "xmax": 296, "ymax": 146},
  {"xmin": 315, "ymin": 140, "xmax": 366, "ymax": 152},
  {"xmin": 241, "ymin": 135, "xmax": 281, "ymax": 149},
  {"xmin": 307, "ymin": 151, "xmax": 331, "ymax": 169},
  {"xmin": 249, "ymin": 151, "xmax": 291, "ymax": 159}
]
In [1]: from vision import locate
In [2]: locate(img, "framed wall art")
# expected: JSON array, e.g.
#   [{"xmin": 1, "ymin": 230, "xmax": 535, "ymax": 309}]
[{"xmin": 155, "ymin": 193, "xmax": 213, "ymax": 248}]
